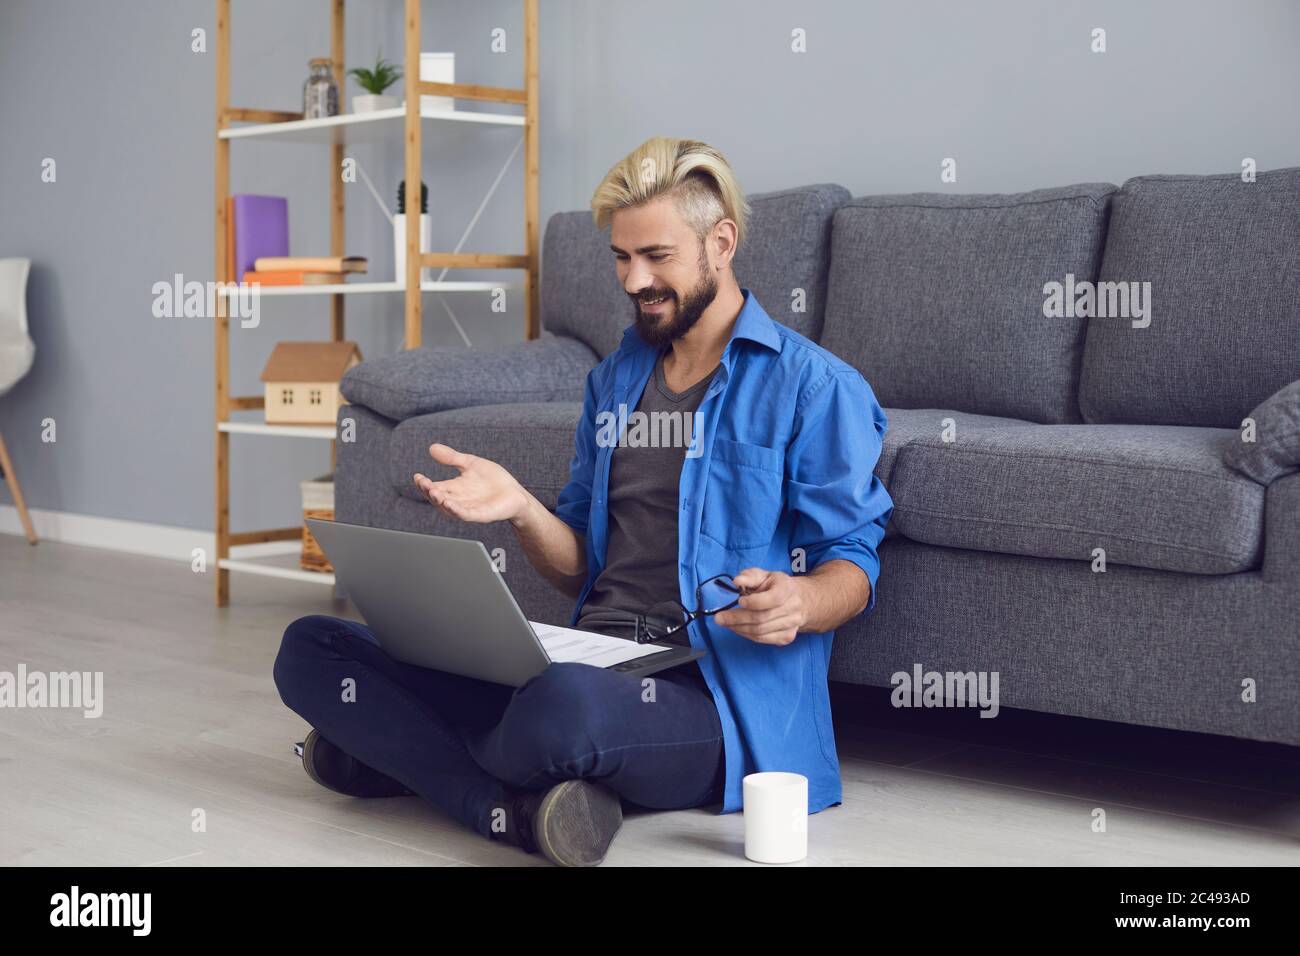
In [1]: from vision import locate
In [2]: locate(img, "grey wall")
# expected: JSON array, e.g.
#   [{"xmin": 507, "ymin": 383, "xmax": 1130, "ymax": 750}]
[{"xmin": 1, "ymin": 0, "xmax": 1298, "ymax": 533}]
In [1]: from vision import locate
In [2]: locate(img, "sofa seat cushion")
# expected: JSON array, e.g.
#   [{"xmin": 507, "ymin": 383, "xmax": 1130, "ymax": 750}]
[
  {"xmin": 888, "ymin": 424, "xmax": 1264, "ymax": 574},
  {"xmin": 876, "ymin": 409, "xmax": 1035, "ymax": 539},
  {"xmin": 391, "ymin": 404, "xmax": 1033, "ymax": 532},
  {"xmin": 389, "ymin": 401, "xmax": 584, "ymax": 508},
  {"xmin": 876, "ymin": 408, "xmax": 1034, "ymax": 484}
]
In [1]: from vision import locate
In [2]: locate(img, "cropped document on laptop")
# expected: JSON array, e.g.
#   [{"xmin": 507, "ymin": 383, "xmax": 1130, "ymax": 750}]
[{"xmin": 529, "ymin": 621, "xmax": 671, "ymax": 668}]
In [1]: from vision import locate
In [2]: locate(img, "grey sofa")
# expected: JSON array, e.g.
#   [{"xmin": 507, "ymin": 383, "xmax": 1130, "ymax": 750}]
[{"xmin": 336, "ymin": 170, "xmax": 1300, "ymax": 749}]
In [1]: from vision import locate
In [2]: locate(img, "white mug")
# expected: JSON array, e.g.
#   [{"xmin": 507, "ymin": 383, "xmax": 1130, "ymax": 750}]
[{"xmin": 743, "ymin": 771, "xmax": 808, "ymax": 863}]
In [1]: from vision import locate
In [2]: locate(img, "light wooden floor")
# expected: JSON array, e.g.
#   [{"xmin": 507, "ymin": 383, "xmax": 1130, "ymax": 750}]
[{"xmin": 1, "ymin": 534, "xmax": 1297, "ymax": 867}]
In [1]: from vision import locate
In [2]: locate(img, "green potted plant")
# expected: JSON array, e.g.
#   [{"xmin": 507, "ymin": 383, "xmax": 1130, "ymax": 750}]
[{"xmin": 348, "ymin": 52, "xmax": 402, "ymax": 113}]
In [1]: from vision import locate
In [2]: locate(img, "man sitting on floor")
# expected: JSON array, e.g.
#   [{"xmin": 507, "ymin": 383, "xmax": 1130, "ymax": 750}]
[{"xmin": 273, "ymin": 136, "xmax": 893, "ymax": 866}]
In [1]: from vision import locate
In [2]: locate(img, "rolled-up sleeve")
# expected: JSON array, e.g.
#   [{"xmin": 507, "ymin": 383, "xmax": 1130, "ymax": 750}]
[
  {"xmin": 554, "ymin": 365, "xmax": 601, "ymax": 536},
  {"xmin": 785, "ymin": 369, "xmax": 893, "ymax": 611}
]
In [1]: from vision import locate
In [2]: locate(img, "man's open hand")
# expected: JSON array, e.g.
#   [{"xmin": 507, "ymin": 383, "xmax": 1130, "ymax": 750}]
[
  {"xmin": 413, "ymin": 443, "xmax": 529, "ymax": 525},
  {"xmin": 711, "ymin": 567, "xmax": 808, "ymax": 646}
]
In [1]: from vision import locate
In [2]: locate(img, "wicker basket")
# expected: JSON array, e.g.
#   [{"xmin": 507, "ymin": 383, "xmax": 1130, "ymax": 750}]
[{"xmin": 300, "ymin": 474, "xmax": 335, "ymax": 573}]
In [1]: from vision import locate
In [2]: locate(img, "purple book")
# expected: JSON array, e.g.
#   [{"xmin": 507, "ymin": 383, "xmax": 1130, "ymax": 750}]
[{"xmin": 231, "ymin": 195, "xmax": 288, "ymax": 282}]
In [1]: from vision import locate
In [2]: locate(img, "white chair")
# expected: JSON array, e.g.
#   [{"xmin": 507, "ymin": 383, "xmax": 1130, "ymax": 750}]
[{"xmin": 0, "ymin": 257, "xmax": 37, "ymax": 543}]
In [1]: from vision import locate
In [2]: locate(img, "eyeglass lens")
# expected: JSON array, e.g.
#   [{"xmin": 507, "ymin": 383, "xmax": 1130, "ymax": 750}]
[{"xmin": 699, "ymin": 575, "xmax": 741, "ymax": 614}]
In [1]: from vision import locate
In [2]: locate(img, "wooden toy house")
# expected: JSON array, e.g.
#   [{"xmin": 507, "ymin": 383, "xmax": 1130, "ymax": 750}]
[{"xmin": 260, "ymin": 341, "xmax": 363, "ymax": 425}]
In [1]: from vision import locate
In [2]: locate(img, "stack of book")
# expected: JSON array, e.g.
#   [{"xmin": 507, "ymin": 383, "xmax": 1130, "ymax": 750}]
[
  {"xmin": 228, "ymin": 194, "xmax": 288, "ymax": 283},
  {"xmin": 226, "ymin": 195, "xmax": 369, "ymax": 285},
  {"xmin": 245, "ymin": 256, "xmax": 369, "ymax": 286}
]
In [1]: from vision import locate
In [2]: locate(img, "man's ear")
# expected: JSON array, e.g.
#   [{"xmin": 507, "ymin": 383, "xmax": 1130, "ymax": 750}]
[{"xmin": 708, "ymin": 218, "xmax": 739, "ymax": 269}]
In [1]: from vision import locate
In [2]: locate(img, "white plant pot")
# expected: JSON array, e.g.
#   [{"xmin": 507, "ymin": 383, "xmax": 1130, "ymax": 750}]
[
  {"xmin": 393, "ymin": 213, "xmax": 432, "ymax": 285},
  {"xmin": 352, "ymin": 93, "xmax": 398, "ymax": 113}
]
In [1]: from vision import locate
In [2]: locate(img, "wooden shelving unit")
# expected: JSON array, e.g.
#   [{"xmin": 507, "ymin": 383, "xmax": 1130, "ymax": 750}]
[{"xmin": 213, "ymin": 0, "xmax": 540, "ymax": 605}]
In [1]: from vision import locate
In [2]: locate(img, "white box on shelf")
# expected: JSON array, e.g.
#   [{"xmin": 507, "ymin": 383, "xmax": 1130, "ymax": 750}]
[{"xmin": 420, "ymin": 52, "xmax": 455, "ymax": 111}]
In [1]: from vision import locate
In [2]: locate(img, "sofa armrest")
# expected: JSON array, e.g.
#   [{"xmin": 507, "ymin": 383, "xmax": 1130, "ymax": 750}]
[
  {"xmin": 1259, "ymin": 470, "xmax": 1300, "ymax": 588},
  {"xmin": 1223, "ymin": 379, "xmax": 1300, "ymax": 484},
  {"xmin": 340, "ymin": 334, "xmax": 598, "ymax": 421}
]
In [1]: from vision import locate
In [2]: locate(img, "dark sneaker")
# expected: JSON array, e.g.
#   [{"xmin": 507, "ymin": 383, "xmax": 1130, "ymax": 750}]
[
  {"xmin": 299, "ymin": 729, "xmax": 415, "ymax": 798},
  {"xmin": 512, "ymin": 780, "xmax": 624, "ymax": 867}
]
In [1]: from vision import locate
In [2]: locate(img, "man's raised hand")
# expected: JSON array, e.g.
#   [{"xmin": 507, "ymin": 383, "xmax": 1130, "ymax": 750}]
[{"xmin": 413, "ymin": 442, "xmax": 529, "ymax": 525}]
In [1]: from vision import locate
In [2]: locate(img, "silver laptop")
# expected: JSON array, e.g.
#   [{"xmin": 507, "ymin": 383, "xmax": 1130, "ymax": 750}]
[{"xmin": 306, "ymin": 519, "xmax": 706, "ymax": 687}]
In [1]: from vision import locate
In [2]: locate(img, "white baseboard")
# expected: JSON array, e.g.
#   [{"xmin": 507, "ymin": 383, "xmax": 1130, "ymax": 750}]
[{"xmin": 0, "ymin": 505, "xmax": 298, "ymax": 561}]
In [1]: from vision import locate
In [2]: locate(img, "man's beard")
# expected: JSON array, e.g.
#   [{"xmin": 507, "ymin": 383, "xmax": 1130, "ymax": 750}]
[{"xmin": 630, "ymin": 262, "xmax": 718, "ymax": 350}]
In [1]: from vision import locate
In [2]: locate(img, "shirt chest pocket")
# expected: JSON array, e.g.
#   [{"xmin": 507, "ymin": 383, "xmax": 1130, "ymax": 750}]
[{"xmin": 701, "ymin": 437, "xmax": 786, "ymax": 551}]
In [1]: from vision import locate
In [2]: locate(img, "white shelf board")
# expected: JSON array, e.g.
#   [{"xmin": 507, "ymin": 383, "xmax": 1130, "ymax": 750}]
[
  {"xmin": 230, "ymin": 541, "xmax": 301, "ymax": 559},
  {"xmin": 220, "ymin": 279, "xmax": 516, "ymax": 298},
  {"xmin": 219, "ymin": 106, "xmax": 523, "ymax": 145},
  {"xmin": 218, "ymin": 422, "xmax": 336, "ymax": 439},
  {"xmin": 219, "ymin": 556, "xmax": 335, "ymax": 586}
]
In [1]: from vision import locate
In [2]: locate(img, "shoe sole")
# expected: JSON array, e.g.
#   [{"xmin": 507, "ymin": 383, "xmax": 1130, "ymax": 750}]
[
  {"xmin": 533, "ymin": 780, "xmax": 624, "ymax": 867},
  {"xmin": 301, "ymin": 728, "xmax": 353, "ymax": 795}
]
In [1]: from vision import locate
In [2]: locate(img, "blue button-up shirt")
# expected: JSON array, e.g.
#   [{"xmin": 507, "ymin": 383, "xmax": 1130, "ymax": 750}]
[{"xmin": 555, "ymin": 288, "xmax": 893, "ymax": 814}]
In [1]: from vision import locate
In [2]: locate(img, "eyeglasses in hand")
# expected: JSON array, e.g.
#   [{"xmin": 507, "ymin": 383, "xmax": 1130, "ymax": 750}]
[{"xmin": 634, "ymin": 573, "xmax": 744, "ymax": 644}]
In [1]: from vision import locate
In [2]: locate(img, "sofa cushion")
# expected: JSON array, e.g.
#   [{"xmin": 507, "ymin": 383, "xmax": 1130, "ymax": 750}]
[
  {"xmin": 875, "ymin": 409, "xmax": 1034, "ymax": 538},
  {"xmin": 542, "ymin": 183, "xmax": 850, "ymax": 358},
  {"xmin": 334, "ymin": 403, "xmax": 400, "ymax": 528},
  {"xmin": 875, "ymin": 408, "xmax": 1033, "ymax": 484},
  {"xmin": 888, "ymin": 424, "xmax": 1264, "ymax": 574},
  {"xmin": 391, "ymin": 403, "xmax": 1032, "ymax": 529},
  {"xmin": 340, "ymin": 334, "xmax": 596, "ymax": 422},
  {"xmin": 1223, "ymin": 378, "xmax": 1300, "ymax": 485},
  {"xmin": 389, "ymin": 401, "xmax": 584, "ymax": 508},
  {"xmin": 1078, "ymin": 167, "xmax": 1300, "ymax": 427},
  {"xmin": 820, "ymin": 184, "xmax": 1116, "ymax": 424}
]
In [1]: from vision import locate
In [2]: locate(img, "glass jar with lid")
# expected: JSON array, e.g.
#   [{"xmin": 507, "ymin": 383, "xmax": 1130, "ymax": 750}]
[{"xmin": 303, "ymin": 58, "xmax": 338, "ymax": 119}]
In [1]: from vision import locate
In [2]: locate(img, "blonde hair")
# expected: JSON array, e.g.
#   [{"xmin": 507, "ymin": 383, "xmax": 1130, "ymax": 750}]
[{"xmin": 590, "ymin": 137, "xmax": 750, "ymax": 250}]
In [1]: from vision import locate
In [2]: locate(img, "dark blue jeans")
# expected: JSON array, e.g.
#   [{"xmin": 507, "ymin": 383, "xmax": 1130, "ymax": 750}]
[{"xmin": 273, "ymin": 615, "xmax": 726, "ymax": 841}]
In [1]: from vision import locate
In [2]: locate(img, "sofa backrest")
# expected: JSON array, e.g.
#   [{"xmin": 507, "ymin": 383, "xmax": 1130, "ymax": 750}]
[
  {"xmin": 1078, "ymin": 167, "xmax": 1300, "ymax": 428},
  {"xmin": 819, "ymin": 184, "xmax": 1116, "ymax": 424},
  {"xmin": 540, "ymin": 183, "xmax": 849, "ymax": 359}
]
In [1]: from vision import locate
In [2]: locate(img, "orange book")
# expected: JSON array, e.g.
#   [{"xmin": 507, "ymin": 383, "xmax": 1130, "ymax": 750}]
[
  {"xmin": 253, "ymin": 256, "xmax": 367, "ymax": 273},
  {"xmin": 243, "ymin": 271, "xmax": 349, "ymax": 286}
]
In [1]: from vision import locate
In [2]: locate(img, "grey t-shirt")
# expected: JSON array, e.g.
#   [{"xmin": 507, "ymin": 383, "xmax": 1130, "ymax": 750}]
[{"xmin": 576, "ymin": 346, "xmax": 717, "ymax": 647}]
